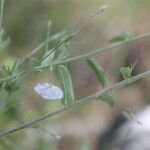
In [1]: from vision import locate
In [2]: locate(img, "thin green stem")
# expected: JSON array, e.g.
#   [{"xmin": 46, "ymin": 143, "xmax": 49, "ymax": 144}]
[
  {"xmin": 19, "ymin": 31, "xmax": 66, "ymax": 65},
  {"xmin": 0, "ymin": 67, "xmax": 35, "ymax": 83},
  {"xmin": 0, "ymin": 0, "xmax": 4, "ymax": 31},
  {"xmin": 54, "ymin": 32, "xmax": 150, "ymax": 65},
  {"xmin": 39, "ymin": 126, "xmax": 61, "ymax": 141},
  {"xmin": 45, "ymin": 20, "xmax": 52, "ymax": 52},
  {"xmin": 0, "ymin": 32, "xmax": 150, "ymax": 83},
  {"xmin": 0, "ymin": 71, "xmax": 25, "ymax": 82},
  {"xmin": 0, "ymin": 70, "xmax": 149, "ymax": 138},
  {"xmin": 45, "ymin": 20, "xmax": 54, "ymax": 82},
  {"xmin": 20, "ymin": 3, "xmax": 108, "ymax": 65},
  {"xmin": 37, "ymin": 32, "xmax": 150, "ymax": 70},
  {"xmin": 77, "ymin": 4, "xmax": 108, "ymax": 34}
]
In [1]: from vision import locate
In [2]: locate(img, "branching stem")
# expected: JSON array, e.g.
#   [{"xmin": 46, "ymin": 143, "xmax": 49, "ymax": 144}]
[
  {"xmin": 0, "ymin": 70, "xmax": 149, "ymax": 138},
  {"xmin": 0, "ymin": 32, "xmax": 150, "ymax": 83}
]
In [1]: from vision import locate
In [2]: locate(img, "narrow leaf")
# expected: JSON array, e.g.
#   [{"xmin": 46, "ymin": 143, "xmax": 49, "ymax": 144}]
[
  {"xmin": 41, "ymin": 49, "xmax": 55, "ymax": 67},
  {"xmin": 98, "ymin": 92, "xmax": 116, "ymax": 107},
  {"xmin": 54, "ymin": 45, "xmax": 67, "ymax": 62},
  {"xmin": 120, "ymin": 67, "xmax": 132, "ymax": 80},
  {"xmin": 131, "ymin": 60, "xmax": 137, "ymax": 71},
  {"xmin": 11, "ymin": 59, "xmax": 20, "ymax": 74},
  {"xmin": 54, "ymin": 32, "xmax": 77, "ymax": 62},
  {"xmin": 50, "ymin": 30, "xmax": 66, "ymax": 41},
  {"xmin": 87, "ymin": 57, "xmax": 106, "ymax": 87},
  {"xmin": 110, "ymin": 32, "xmax": 133, "ymax": 43},
  {"xmin": 120, "ymin": 61, "xmax": 137, "ymax": 80},
  {"xmin": 91, "ymin": 5, "xmax": 108, "ymax": 17},
  {"xmin": 60, "ymin": 32, "xmax": 76, "ymax": 45},
  {"xmin": 59, "ymin": 32, "xmax": 77, "ymax": 49},
  {"xmin": 58, "ymin": 65, "xmax": 74, "ymax": 107},
  {"xmin": 41, "ymin": 33, "xmax": 75, "ymax": 62}
]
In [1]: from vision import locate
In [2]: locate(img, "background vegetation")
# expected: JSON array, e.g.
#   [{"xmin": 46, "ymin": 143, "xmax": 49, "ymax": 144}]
[{"xmin": 0, "ymin": 0, "xmax": 150, "ymax": 149}]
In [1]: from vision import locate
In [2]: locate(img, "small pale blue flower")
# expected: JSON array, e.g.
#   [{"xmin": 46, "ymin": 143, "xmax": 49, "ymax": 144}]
[{"xmin": 34, "ymin": 83, "xmax": 63, "ymax": 100}]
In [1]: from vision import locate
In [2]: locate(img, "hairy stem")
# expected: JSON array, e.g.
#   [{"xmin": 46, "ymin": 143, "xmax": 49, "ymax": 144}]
[{"xmin": 0, "ymin": 70, "xmax": 149, "ymax": 138}]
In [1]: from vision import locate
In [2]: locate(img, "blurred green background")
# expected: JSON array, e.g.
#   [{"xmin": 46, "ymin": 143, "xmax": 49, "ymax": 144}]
[{"xmin": 0, "ymin": 0, "xmax": 150, "ymax": 149}]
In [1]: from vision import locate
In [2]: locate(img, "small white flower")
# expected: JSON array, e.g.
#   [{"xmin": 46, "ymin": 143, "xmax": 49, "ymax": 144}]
[{"xmin": 34, "ymin": 83, "xmax": 63, "ymax": 100}]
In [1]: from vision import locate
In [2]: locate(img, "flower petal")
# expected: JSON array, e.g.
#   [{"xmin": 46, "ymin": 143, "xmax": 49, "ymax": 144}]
[
  {"xmin": 34, "ymin": 83, "xmax": 49, "ymax": 94},
  {"xmin": 34, "ymin": 83, "xmax": 63, "ymax": 100}
]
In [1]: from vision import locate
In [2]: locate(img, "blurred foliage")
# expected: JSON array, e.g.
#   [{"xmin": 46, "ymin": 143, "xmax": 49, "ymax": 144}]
[{"xmin": 0, "ymin": 0, "xmax": 150, "ymax": 149}]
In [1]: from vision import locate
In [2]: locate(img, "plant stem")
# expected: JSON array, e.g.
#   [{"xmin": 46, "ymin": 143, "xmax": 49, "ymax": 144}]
[
  {"xmin": 0, "ymin": 67, "xmax": 35, "ymax": 82},
  {"xmin": 0, "ymin": 0, "xmax": 4, "ymax": 31},
  {"xmin": 54, "ymin": 32, "xmax": 150, "ymax": 65},
  {"xmin": 19, "ymin": 31, "xmax": 66, "ymax": 65},
  {"xmin": 45, "ymin": 20, "xmax": 52, "ymax": 52},
  {"xmin": 37, "ymin": 32, "xmax": 150, "ymax": 70},
  {"xmin": 20, "ymin": 3, "xmax": 108, "ymax": 65},
  {"xmin": 0, "ymin": 70, "xmax": 149, "ymax": 138},
  {"xmin": 0, "ymin": 32, "xmax": 150, "ymax": 83}
]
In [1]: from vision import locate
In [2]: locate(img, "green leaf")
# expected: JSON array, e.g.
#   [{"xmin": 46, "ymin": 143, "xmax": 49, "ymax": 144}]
[
  {"xmin": 2, "ymin": 57, "xmax": 16, "ymax": 72},
  {"xmin": 41, "ymin": 32, "xmax": 75, "ymax": 63},
  {"xmin": 58, "ymin": 65, "xmax": 74, "ymax": 107},
  {"xmin": 50, "ymin": 30, "xmax": 66, "ymax": 41},
  {"xmin": 98, "ymin": 92, "xmax": 116, "ymax": 107},
  {"xmin": 120, "ymin": 61, "xmax": 137, "ymax": 80},
  {"xmin": 131, "ymin": 60, "xmax": 137, "ymax": 71},
  {"xmin": 54, "ymin": 45, "xmax": 67, "ymax": 62},
  {"xmin": 110, "ymin": 32, "xmax": 133, "ymax": 43},
  {"xmin": 86, "ymin": 57, "xmax": 106, "ymax": 87},
  {"xmin": 99, "ymin": 5, "xmax": 108, "ymax": 12},
  {"xmin": 120, "ymin": 67, "xmax": 132, "ymax": 80},
  {"xmin": 11, "ymin": 59, "xmax": 20, "ymax": 74},
  {"xmin": 54, "ymin": 32, "xmax": 77, "ymax": 62},
  {"xmin": 41, "ymin": 49, "xmax": 55, "ymax": 67},
  {"xmin": 91, "ymin": 5, "xmax": 108, "ymax": 17},
  {"xmin": 4, "ymin": 67, "xmax": 34, "ymax": 93},
  {"xmin": 60, "ymin": 32, "xmax": 76, "ymax": 47}
]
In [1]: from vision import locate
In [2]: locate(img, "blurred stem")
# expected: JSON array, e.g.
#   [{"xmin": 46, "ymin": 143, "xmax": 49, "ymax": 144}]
[
  {"xmin": 19, "ymin": 31, "xmax": 66, "ymax": 65},
  {"xmin": 41, "ymin": 32, "xmax": 150, "ymax": 69},
  {"xmin": 20, "ymin": 3, "xmax": 108, "ymax": 65},
  {"xmin": 77, "ymin": 3, "xmax": 108, "ymax": 34},
  {"xmin": 45, "ymin": 20, "xmax": 52, "ymax": 52},
  {"xmin": 45, "ymin": 20, "xmax": 54, "ymax": 82},
  {"xmin": 0, "ymin": 70, "xmax": 149, "ymax": 138},
  {"xmin": 0, "ymin": 67, "xmax": 35, "ymax": 83},
  {"xmin": 0, "ymin": 0, "xmax": 4, "ymax": 31},
  {"xmin": 39, "ymin": 126, "xmax": 61, "ymax": 142},
  {"xmin": 55, "ymin": 32, "xmax": 150, "ymax": 65}
]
